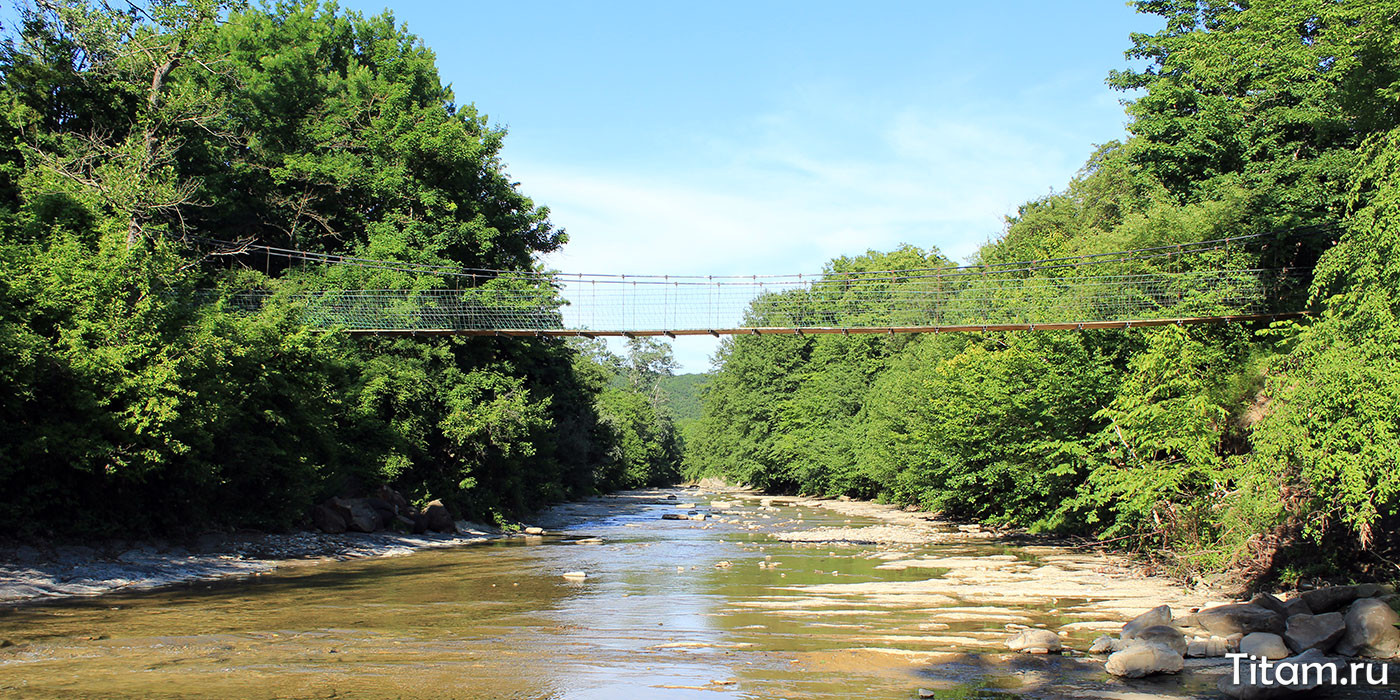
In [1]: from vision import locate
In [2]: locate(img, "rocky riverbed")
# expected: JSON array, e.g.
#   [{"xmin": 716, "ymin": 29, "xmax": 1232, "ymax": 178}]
[{"xmin": 0, "ymin": 487, "xmax": 1395, "ymax": 699}]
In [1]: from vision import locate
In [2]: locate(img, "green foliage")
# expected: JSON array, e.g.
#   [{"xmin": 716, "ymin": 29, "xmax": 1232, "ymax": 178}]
[
  {"xmin": 689, "ymin": 0, "xmax": 1400, "ymax": 583},
  {"xmin": 0, "ymin": 0, "xmax": 674, "ymax": 536}
]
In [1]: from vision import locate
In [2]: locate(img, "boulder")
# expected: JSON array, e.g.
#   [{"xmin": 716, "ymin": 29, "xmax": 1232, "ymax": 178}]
[
  {"xmin": 374, "ymin": 485, "xmax": 412, "ymax": 514},
  {"xmin": 1250, "ymin": 592, "xmax": 1288, "ymax": 618},
  {"xmin": 1354, "ymin": 583, "xmax": 1394, "ymax": 599},
  {"xmin": 1299, "ymin": 585, "xmax": 1359, "ymax": 614},
  {"xmin": 661, "ymin": 513, "xmax": 687, "ymax": 520},
  {"xmin": 523, "ymin": 527, "xmax": 545, "ymax": 535},
  {"xmin": 311, "ymin": 504, "xmax": 347, "ymax": 534},
  {"xmin": 423, "ymin": 499, "xmax": 457, "ymax": 533},
  {"xmin": 1134, "ymin": 625, "xmax": 1187, "ymax": 655},
  {"xmin": 365, "ymin": 497, "xmax": 396, "ymax": 524},
  {"xmin": 1104, "ymin": 644, "xmax": 1183, "ymax": 678},
  {"xmin": 1122, "ymin": 605, "xmax": 1173, "ymax": 639},
  {"xmin": 1005, "ymin": 628, "xmax": 1061, "ymax": 653},
  {"xmin": 1198, "ymin": 604, "xmax": 1284, "ymax": 636},
  {"xmin": 1239, "ymin": 632, "xmax": 1291, "ymax": 660},
  {"xmin": 1283, "ymin": 612, "xmax": 1346, "ymax": 653},
  {"xmin": 409, "ymin": 511, "xmax": 431, "ymax": 534},
  {"xmin": 1335, "ymin": 597, "xmax": 1400, "ymax": 658},
  {"xmin": 1281, "ymin": 597, "xmax": 1312, "ymax": 619},
  {"xmin": 1217, "ymin": 648, "xmax": 1346, "ymax": 700},
  {"xmin": 1089, "ymin": 635, "xmax": 1116, "ymax": 654},
  {"xmin": 328, "ymin": 497, "xmax": 382, "ymax": 533}
]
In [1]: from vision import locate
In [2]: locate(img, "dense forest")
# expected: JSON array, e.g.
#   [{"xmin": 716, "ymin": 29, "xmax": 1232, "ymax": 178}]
[
  {"xmin": 2, "ymin": 0, "xmax": 1397, "ymax": 590},
  {"xmin": 687, "ymin": 0, "xmax": 1400, "ymax": 585},
  {"xmin": 0, "ymin": 0, "xmax": 682, "ymax": 535}
]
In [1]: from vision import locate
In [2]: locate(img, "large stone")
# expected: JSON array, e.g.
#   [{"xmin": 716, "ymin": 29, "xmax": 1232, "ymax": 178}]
[
  {"xmin": 1122, "ymin": 604, "xmax": 1173, "ymax": 639},
  {"xmin": 1198, "ymin": 604, "xmax": 1285, "ymax": 637},
  {"xmin": 1104, "ymin": 644, "xmax": 1183, "ymax": 678},
  {"xmin": 1218, "ymin": 648, "xmax": 1346, "ymax": 700},
  {"xmin": 423, "ymin": 499, "xmax": 457, "ymax": 534},
  {"xmin": 1335, "ymin": 597, "xmax": 1400, "ymax": 658},
  {"xmin": 374, "ymin": 485, "xmax": 412, "ymax": 514},
  {"xmin": 1089, "ymin": 635, "xmax": 1116, "ymax": 654},
  {"xmin": 311, "ymin": 504, "xmax": 347, "ymax": 534},
  {"xmin": 1134, "ymin": 625, "xmax": 1187, "ymax": 655},
  {"xmin": 1354, "ymin": 583, "xmax": 1394, "ymax": 599},
  {"xmin": 1006, "ymin": 628, "xmax": 1061, "ymax": 653},
  {"xmin": 1299, "ymin": 585, "xmax": 1360, "ymax": 614},
  {"xmin": 1239, "ymin": 632, "xmax": 1291, "ymax": 660},
  {"xmin": 1250, "ymin": 593, "xmax": 1288, "ymax": 618},
  {"xmin": 1281, "ymin": 597, "xmax": 1312, "ymax": 619},
  {"xmin": 1283, "ymin": 612, "xmax": 1346, "ymax": 653},
  {"xmin": 328, "ymin": 497, "xmax": 382, "ymax": 533}
]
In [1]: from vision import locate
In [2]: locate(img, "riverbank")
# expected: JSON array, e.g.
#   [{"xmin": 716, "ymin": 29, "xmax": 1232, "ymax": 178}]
[
  {"xmin": 0, "ymin": 524, "xmax": 502, "ymax": 605},
  {"xmin": 0, "ymin": 490, "xmax": 695, "ymax": 606}
]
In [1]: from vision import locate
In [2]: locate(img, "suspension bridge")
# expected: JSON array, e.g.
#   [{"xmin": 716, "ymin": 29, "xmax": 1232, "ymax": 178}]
[{"xmin": 202, "ymin": 231, "xmax": 1317, "ymax": 337}]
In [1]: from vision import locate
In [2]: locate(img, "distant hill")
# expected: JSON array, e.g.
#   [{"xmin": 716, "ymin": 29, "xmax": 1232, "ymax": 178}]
[{"xmin": 658, "ymin": 373, "xmax": 710, "ymax": 427}]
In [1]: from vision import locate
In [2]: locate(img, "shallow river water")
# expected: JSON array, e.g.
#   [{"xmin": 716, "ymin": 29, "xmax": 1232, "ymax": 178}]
[{"xmin": 0, "ymin": 489, "xmax": 1390, "ymax": 699}]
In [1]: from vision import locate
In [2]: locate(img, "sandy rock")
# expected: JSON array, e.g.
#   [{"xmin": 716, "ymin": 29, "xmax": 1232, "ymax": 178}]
[
  {"xmin": 1134, "ymin": 624, "xmax": 1187, "ymax": 655},
  {"xmin": 1005, "ymin": 628, "xmax": 1061, "ymax": 653},
  {"xmin": 1282, "ymin": 612, "xmax": 1346, "ymax": 653},
  {"xmin": 561, "ymin": 571, "xmax": 587, "ymax": 581},
  {"xmin": 1186, "ymin": 637, "xmax": 1230, "ymax": 658},
  {"xmin": 1299, "ymin": 585, "xmax": 1359, "ymax": 614},
  {"xmin": 1239, "ymin": 632, "xmax": 1290, "ymax": 660},
  {"xmin": 523, "ymin": 527, "xmax": 544, "ymax": 535},
  {"xmin": 1335, "ymin": 597, "xmax": 1400, "ymax": 658},
  {"xmin": 423, "ymin": 500, "xmax": 457, "ymax": 533},
  {"xmin": 1089, "ymin": 635, "xmax": 1116, "ymax": 654},
  {"xmin": 1122, "ymin": 604, "xmax": 1172, "ymax": 639},
  {"xmin": 1198, "ymin": 604, "xmax": 1284, "ymax": 636},
  {"xmin": 311, "ymin": 504, "xmax": 347, "ymax": 534},
  {"xmin": 1217, "ymin": 648, "xmax": 1345, "ymax": 699},
  {"xmin": 1104, "ymin": 644, "xmax": 1183, "ymax": 678}
]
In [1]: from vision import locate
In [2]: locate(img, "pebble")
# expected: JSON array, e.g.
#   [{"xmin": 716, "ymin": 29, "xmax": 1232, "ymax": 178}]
[{"xmin": 562, "ymin": 571, "xmax": 587, "ymax": 581}]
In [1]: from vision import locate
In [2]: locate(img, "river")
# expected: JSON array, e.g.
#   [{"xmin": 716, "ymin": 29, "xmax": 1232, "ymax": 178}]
[{"xmin": 0, "ymin": 488, "xmax": 1390, "ymax": 699}]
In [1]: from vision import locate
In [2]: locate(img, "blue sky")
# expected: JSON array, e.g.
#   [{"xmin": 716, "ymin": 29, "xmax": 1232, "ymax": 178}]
[
  {"xmin": 4, "ymin": 1, "xmax": 1165, "ymax": 371},
  {"xmin": 326, "ymin": 1, "xmax": 1164, "ymax": 370}
]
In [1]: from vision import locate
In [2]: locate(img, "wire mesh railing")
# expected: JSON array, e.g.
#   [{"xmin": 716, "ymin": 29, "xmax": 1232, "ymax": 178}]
[{"xmin": 217, "ymin": 267, "xmax": 1307, "ymax": 334}]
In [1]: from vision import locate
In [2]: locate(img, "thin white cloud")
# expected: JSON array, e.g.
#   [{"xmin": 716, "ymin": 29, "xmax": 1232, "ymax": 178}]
[{"xmin": 513, "ymin": 96, "xmax": 1115, "ymax": 371}]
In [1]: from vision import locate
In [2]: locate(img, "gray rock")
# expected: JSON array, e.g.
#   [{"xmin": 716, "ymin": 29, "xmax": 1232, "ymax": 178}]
[
  {"xmin": 1240, "ymin": 632, "xmax": 1291, "ymax": 660},
  {"xmin": 1281, "ymin": 597, "xmax": 1312, "ymax": 619},
  {"xmin": 1198, "ymin": 604, "xmax": 1285, "ymax": 636},
  {"xmin": 1283, "ymin": 612, "xmax": 1346, "ymax": 653},
  {"xmin": 1217, "ymin": 648, "xmax": 1346, "ymax": 699},
  {"xmin": 1300, "ymin": 585, "xmax": 1360, "ymax": 614},
  {"xmin": 1122, "ymin": 604, "xmax": 1173, "ymax": 639},
  {"xmin": 1250, "ymin": 592, "xmax": 1288, "ymax": 618},
  {"xmin": 1335, "ymin": 597, "xmax": 1400, "ymax": 658},
  {"xmin": 1354, "ymin": 583, "xmax": 1394, "ymax": 599},
  {"xmin": 311, "ymin": 504, "xmax": 347, "ymax": 534},
  {"xmin": 1089, "ymin": 635, "xmax": 1116, "ymax": 654},
  {"xmin": 1006, "ymin": 628, "xmax": 1061, "ymax": 653},
  {"xmin": 1104, "ymin": 644, "xmax": 1183, "ymax": 678},
  {"xmin": 1134, "ymin": 625, "xmax": 1187, "ymax": 655},
  {"xmin": 327, "ymin": 497, "xmax": 380, "ymax": 533}
]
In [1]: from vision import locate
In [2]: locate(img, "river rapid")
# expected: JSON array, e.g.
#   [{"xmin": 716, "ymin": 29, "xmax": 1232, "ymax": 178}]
[{"xmin": 0, "ymin": 488, "xmax": 1329, "ymax": 699}]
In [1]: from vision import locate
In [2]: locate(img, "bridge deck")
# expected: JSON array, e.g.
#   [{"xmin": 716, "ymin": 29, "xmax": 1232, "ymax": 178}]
[{"xmin": 339, "ymin": 312, "xmax": 1309, "ymax": 337}]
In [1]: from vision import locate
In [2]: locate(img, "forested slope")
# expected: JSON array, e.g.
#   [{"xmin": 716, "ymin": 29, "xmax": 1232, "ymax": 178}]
[
  {"xmin": 687, "ymin": 0, "xmax": 1400, "ymax": 585},
  {"xmin": 0, "ymin": 1, "xmax": 680, "ymax": 535}
]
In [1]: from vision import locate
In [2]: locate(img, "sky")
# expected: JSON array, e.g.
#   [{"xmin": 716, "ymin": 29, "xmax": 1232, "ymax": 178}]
[
  {"xmin": 329, "ymin": 1, "xmax": 1165, "ymax": 371},
  {"xmin": 4, "ymin": 1, "xmax": 1166, "ymax": 372}
]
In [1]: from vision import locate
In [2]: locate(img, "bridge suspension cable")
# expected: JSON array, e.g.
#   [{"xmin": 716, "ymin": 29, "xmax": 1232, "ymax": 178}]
[{"xmin": 197, "ymin": 229, "xmax": 1321, "ymax": 336}]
